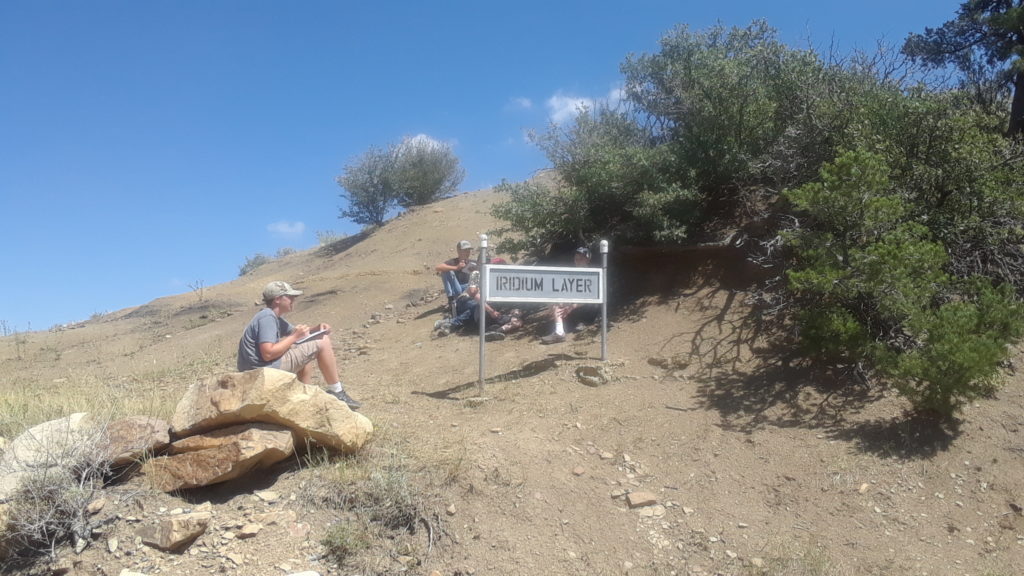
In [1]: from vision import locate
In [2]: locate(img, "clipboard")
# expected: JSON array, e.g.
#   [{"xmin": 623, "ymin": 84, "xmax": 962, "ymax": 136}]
[{"xmin": 295, "ymin": 328, "xmax": 328, "ymax": 345}]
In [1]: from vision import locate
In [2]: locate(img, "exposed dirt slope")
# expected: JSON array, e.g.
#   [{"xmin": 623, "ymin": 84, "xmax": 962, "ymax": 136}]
[{"xmin": 1, "ymin": 182, "xmax": 1022, "ymax": 576}]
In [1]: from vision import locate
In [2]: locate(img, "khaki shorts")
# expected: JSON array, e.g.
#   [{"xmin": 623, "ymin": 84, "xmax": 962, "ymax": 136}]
[{"xmin": 280, "ymin": 340, "xmax": 320, "ymax": 373}]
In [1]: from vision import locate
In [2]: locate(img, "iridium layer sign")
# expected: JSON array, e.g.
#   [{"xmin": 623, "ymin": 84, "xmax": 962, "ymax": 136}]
[{"xmin": 484, "ymin": 264, "xmax": 604, "ymax": 304}]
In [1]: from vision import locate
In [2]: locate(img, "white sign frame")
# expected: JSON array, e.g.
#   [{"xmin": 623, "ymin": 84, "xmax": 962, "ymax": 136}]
[{"xmin": 484, "ymin": 264, "xmax": 604, "ymax": 304}]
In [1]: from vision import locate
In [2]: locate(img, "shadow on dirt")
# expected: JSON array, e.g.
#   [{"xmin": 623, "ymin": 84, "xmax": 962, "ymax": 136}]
[
  {"xmin": 824, "ymin": 414, "xmax": 959, "ymax": 459},
  {"xmin": 414, "ymin": 353, "xmax": 576, "ymax": 400},
  {"xmin": 627, "ymin": 244, "xmax": 961, "ymax": 459}
]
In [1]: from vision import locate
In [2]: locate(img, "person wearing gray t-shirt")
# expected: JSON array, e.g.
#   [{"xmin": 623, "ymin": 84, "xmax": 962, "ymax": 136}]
[{"xmin": 236, "ymin": 280, "xmax": 361, "ymax": 410}]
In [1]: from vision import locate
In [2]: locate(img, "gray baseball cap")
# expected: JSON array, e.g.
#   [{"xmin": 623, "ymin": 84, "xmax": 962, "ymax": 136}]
[
  {"xmin": 457, "ymin": 240, "xmax": 472, "ymax": 250},
  {"xmin": 263, "ymin": 281, "xmax": 303, "ymax": 301}
]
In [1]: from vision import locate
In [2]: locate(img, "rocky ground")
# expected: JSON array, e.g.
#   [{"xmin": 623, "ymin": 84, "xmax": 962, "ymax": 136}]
[{"xmin": 1, "ymin": 184, "xmax": 1022, "ymax": 576}]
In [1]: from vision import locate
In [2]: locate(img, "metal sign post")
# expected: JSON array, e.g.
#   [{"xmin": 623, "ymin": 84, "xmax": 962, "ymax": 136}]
[
  {"xmin": 600, "ymin": 240, "xmax": 609, "ymax": 362},
  {"xmin": 477, "ymin": 234, "xmax": 488, "ymax": 393}
]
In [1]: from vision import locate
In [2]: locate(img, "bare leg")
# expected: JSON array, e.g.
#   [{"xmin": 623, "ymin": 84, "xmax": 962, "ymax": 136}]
[
  {"xmin": 295, "ymin": 363, "xmax": 313, "ymax": 384},
  {"xmin": 316, "ymin": 335, "xmax": 341, "ymax": 384}
]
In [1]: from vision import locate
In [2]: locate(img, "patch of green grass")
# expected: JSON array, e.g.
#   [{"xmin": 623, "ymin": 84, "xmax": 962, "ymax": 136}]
[
  {"xmin": 320, "ymin": 520, "xmax": 370, "ymax": 565},
  {"xmin": 743, "ymin": 543, "xmax": 848, "ymax": 576}
]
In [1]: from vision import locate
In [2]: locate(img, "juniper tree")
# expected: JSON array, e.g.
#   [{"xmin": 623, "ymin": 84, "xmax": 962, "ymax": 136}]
[{"xmin": 903, "ymin": 0, "xmax": 1024, "ymax": 136}]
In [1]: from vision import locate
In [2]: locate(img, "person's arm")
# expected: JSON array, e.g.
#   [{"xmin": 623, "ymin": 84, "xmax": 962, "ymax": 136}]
[
  {"xmin": 436, "ymin": 258, "xmax": 466, "ymax": 273},
  {"xmin": 258, "ymin": 323, "xmax": 311, "ymax": 362}
]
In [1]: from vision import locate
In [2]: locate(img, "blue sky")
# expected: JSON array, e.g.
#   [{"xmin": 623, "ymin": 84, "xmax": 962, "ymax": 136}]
[{"xmin": 1, "ymin": 1, "xmax": 963, "ymax": 331}]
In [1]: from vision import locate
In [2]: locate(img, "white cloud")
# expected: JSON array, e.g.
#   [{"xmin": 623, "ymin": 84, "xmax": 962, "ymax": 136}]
[
  {"xmin": 545, "ymin": 86, "xmax": 626, "ymax": 124},
  {"xmin": 267, "ymin": 220, "xmax": 306, "ymax": 238},
  {"xmin": 606, "ymin": 87, "xmax": 625, "ymax": 108},
  {"xmin": 546, "ymin": 92, "xmax": 594, "ymax": 124},
  {"xmin": 511, "ymin": 97, "xmax": 532, "ymax": 110}
]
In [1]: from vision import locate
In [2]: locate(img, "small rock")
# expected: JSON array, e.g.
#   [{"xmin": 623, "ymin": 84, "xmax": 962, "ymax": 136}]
[
  {"xmin": 610, "ymin": 489, "xmax": 627, "ymax": 499},
  {"xmin": 600, "ymin": 451, "xmax": 614, "ymax": 460},
  {"xmin": 224, "ymin": 552, "xmax": 244, "ymax": 565},
  {"xmin": 682, "ymin": 507, "xmax": 695, "ymax": 515},
  {"xmin": 858, "ymin": 483, "xmax": 870, "ymax": 494},
  {"xmin": 751, "ymin": 557, "xmax": 765, "ymax": 568},
  {"xmin": 638, "ymin": 505, "xmax": 666, "ymax": 517},
  {"xmin": 446, "ymin": 504, "xmax": 457, "ymax": 516},
  {"xmin": 397, "ymin": 555, "xmax": 419, "ymax": 567},
  {"xmin": 87, "ymin": 498, "xmax": 107, "ymax": 515},
  {"xmin": 255, "ymin": 490, "xmax": 280, "ymax": 503},
  {"xmin": 725, "ymin": 550, "xmax": 737, "ymax": 559},
  {"xmin": 238, "ymin": 523, "xmax": 262, "ymax": 538},
  {"xmin": 626, "ymin": 492, "xmax": 658, "ymax": 509},
  {"xmin": 107, "ymin": 537, "xmax": 118, "ymax": 553},
  {"xmin": 572, "ymin": 466, "xmax": 586, "ymax": 476},
  {"xmin": 74, "ymin": 536, "xmax": 89, "ymax": 554},
  {"xmin": 490, "ymin": 428, "xmax": 502, "ymax": 434}
]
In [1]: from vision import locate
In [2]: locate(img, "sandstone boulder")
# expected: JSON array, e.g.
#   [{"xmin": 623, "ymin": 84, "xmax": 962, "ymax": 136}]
[
  {"xmin": 171, "ymin": 368, "xmax": 373, "ymax": 453},
  {"xmin": 0, "ymin": 413, "xmax": 102, "ymax": 502},
  {"xmin": 104, "ymin": 416, "xmax": 170, "ymax": 467},
  {"xmin": 142, "ymin": 423, "xmax": 293, "ymax": 492}
]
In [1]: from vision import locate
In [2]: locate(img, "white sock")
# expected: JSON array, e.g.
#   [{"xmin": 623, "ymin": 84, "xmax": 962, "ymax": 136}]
[
  {"xmin": 554, "ymin": 319, "xmax": 564, "ymax": 336},
  {"xmin": 328, "ymin": 382, "xmax": 342, "ymax": 392}
]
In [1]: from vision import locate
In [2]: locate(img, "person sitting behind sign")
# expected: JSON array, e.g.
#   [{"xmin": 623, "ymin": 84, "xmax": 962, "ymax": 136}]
[
  {"xmin": 435, "ymin": 239, "xmax": 478, "ymax": 316},
  {"xmin": 434, "ymin": 282, "xmax": 522, "ymax": 340},
  {"xmin": 540, "ymin": 247, "xmax": 599, "ymax": 344}
]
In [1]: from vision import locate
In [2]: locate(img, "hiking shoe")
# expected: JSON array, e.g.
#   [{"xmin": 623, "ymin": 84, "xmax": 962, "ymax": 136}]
[
  {"xmin": 540, "ymin": 333, "xmax": 566, "ymax": 345},
  {"xmin": 327, "ymin": 388, "xmax": 362, "ymax": 410},
  {"xmin": 434, "ymin": 319, "xmax": 452, "ymax": 336},
  {"xmin": 484, "ymin": 331, "xmax": 506, "ymax": 342}
]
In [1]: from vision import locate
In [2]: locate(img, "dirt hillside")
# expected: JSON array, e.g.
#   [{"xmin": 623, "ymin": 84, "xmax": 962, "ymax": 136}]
[{"xmin": 1, "ymin": 182, "xmax": 1022, "ymax": 576}]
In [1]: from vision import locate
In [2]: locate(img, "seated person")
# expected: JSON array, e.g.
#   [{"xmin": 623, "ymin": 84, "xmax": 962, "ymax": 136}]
[
  {"xmin": 541, "ymin": 247, "xmax": 599, "ymax": 344},
  {"xmin": 434, "ymin": 283, "xmax": 522, "ymax": 340},
  {"xmin": 237, "ymin": 281, "xmax": 361, "ymax": 409},
  {"xmin": 435, "ymin": 240, "xmax": 478, "ymax": 315}
]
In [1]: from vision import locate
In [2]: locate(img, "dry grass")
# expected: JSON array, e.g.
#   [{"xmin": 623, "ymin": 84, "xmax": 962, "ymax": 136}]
[
  {"xmin": 0, "ymin": 417, "xmax": 112, "ymax": 561},
  {"xmin": 299, "ymin": 422, "xmax": 460, "ymax": 572},
  {"xmin": 0, "ymin": 351, "xmax": 226, "ymax": 439}
]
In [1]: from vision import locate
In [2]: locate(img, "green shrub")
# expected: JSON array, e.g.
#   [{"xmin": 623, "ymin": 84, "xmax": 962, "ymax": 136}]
[
  {"xmin": 238, "ymin": 253, "xmax": 272, "ymax": 277},
  {"xmin": 491, "ymin": 107, "xmax": 697, "ymax": 255},
  {"xmin": 336, "ymin": 145, "xmax": 398, "ymax": 227},
  {"xmin": 488, "ymin": 18, "xmax": 1024, "ymax": 417},
  {"xmin": 785, "ymin": 150, "xmax": 1024, "ymax": 416},
  {"xmin": 336, "ymin": 135, "xmax": 465, "ymax": 226},
  {"xmin": 391, "ymin": 135, "xmax": 464, "ymax": 208},
  {"xmin": 320, "ymin": 521, "xmax": 369, "ymax": 565}
]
